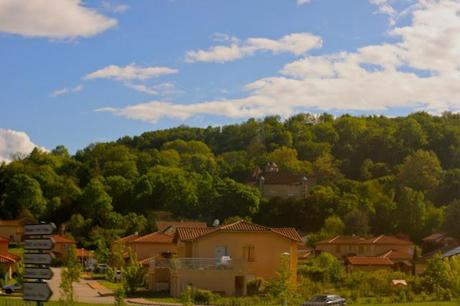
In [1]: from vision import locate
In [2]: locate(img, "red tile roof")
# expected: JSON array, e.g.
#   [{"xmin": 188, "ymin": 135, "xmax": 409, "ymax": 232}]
[
  {"xmin": 177, "ymin": 221, "xmax": 302, "ymax": 242},
  {"xmin": 133, "ymin": 232, "xmax": 174, "ymax": 244},
  {"xmin": 317, "ymin": 235, "xmax": 412, "ymax": 246},
  {"xmin": 422, "ymin": 232, "xmax": 448, "ymax": 243},
  {"xmin": 0, "ymin": 253, "xmax": 20, "ymax": 264},
  {"xmin": 379, "ymin": 249, "xmax": 413, "ymax": 261},
  {"xmin": 0, "ymin": 220, "xmax": 23, "ymax": 227},
  {"xmin": 346, "ymin": 256, "xmax": 394, "ymax": 266},
  {"xmin": 76, "ymin": 248, "xmax": 94, "ymax": 258},
  {"xmin": 51, "ymin": 235, "xmax": 75, "ymax": 244},
  {"xmin": 114, "ymin": 234, "xmax": 140, "ymax": 244},
  {"xmin": 156, "ymin": 221, "xmax": 207, "ymax": 232}
]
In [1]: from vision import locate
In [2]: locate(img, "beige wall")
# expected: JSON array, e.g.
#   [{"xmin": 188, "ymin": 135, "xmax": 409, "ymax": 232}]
[
  {"xmin": 261, "ymin": 184, "xmax": 308, "ymax": 199},
  {"xmin": 171, "ymin": 270, "xmax": 244, "ymax": 297},
  {"xmin": 190, "ymin": 231, "xmax": 297, "ymax": 281},
  {"xmin": 53, "ymin": 242, "xmax": 74, "ymax": 258},
  {"xmin": 132, "ymin": 243, "xmax": 177, "ymax": 260},
  {"xmin": 0, "ymin": 226, "xmax": 22, "ymax": 243},
  {"xmin": 347, "ymin": 265, "xmax": 393, "ymax": 273},
  {"xmin": 317, "ymin": 243, "xmax": 413, "ymax": 259}
]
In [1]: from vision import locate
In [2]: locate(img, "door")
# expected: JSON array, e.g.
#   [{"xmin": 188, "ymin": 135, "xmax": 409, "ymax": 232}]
[{"xmin": 235, "ymin": 276, "xmax": 245, "ymax": 296}]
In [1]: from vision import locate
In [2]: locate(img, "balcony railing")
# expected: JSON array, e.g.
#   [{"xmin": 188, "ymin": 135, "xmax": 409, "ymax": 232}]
[{"xmin": 150, "ymin": 257, "xmax": 247, "ymax": 272}]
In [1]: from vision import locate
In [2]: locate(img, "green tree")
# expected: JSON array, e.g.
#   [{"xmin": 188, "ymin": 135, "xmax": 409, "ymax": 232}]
[
  {"xmin": 398, "ymin": 150, "xmax": 442, "ymax": 191},
  {"xmin": 444, "ymin": 200, "xmax": 460, "ymax": 238},
  {"xmin": 266, "ymin": 253, "xmax": 295, "ymax": 305},
  {"xmin": 122, "ymin": 249, "xmax": 146, "ymax": 295},
  {"xmin": 60, "ymin": 244, "xmax": 81, "ymax": 305}
]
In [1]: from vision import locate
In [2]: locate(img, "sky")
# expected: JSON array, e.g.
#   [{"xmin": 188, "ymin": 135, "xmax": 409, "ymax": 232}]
[{"xmin": 1, "ymin": 0, "xmax": 460, "ymax": 161}]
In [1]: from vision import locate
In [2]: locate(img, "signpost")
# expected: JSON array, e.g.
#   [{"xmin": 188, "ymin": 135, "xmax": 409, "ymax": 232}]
[{"xmin": 23, "ymin": 223, "xmax": 56, "ymax": 306}]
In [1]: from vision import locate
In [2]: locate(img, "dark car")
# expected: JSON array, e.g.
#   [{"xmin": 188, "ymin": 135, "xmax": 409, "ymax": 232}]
[{"xmin": 302, "ymin": 295, "xmax": 347, "ymax": 306}]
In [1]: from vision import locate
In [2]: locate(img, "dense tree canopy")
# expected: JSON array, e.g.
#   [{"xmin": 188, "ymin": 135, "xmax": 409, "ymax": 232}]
[{"xmin": 1, "ymin": 112, "xmax": 460, "ymax": 246}]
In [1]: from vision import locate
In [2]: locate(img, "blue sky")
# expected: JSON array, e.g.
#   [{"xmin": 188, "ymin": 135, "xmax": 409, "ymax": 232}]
[{"xmin": 1, "ymin": 0, "xmax": 460, "ymax": 160}]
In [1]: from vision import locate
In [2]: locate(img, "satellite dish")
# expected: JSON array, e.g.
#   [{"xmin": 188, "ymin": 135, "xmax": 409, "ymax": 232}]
[{"xmin": 212, "ymin": 219, "xmax": 220, "ymax": 227}]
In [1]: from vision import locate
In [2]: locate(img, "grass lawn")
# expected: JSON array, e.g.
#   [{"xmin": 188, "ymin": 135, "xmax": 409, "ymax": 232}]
[
  {"xmin": 98, "ymin": 279, "xmax": 122, "ymax": 291},
  {"xmin": 353, "ymin": 303, "xmax": 458, "ymax": 306},
  {"xmin": 8, "ymin": 247, "xmax": 23, "ymax": 257},
  {"xmin": 0, "ymin": 296, "xmax": 104, "ymax": 305}
]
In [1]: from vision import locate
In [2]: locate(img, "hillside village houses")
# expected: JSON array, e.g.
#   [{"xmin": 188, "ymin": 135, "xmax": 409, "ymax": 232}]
[{"xmin": 247, "ymin": 162, "xmax": 312, "ymax": 199}]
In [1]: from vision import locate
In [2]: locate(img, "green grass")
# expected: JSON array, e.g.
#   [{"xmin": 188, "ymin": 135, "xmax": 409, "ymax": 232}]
[
  {"xmin": 352, "ymin": 303, "xmax": 458, "ymax": 306},
  {"xmin": 0, "ymin": 296, "xmax": 107, "ymax": 305},
  {"xmin": 8, "ymin": 247, "xmax": 23, "ymax": 257},
  {"xmin": 98, "ymin": 279, "xmax": 122, "ymax": 291}
]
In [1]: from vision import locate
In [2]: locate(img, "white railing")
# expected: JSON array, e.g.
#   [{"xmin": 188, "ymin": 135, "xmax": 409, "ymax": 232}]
[{"xmin": 151, "ymin": 257, "xmax": 246, "ymax": 271}]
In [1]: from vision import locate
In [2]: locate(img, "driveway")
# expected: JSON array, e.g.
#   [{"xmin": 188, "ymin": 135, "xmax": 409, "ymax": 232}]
[{"xmin": 49, "ymin": 268, "xmax": 115, "ymax": 304}]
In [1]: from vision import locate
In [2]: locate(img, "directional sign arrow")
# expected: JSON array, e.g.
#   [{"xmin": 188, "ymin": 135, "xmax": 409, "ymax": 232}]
[
  {"xmin": 24, "ymin": 282, "xmax": 53, "ymax": 302},
  {"xmin": 24, "ymin": 253, "xmax": 53, "ymax": 265},
  {"xmin": 24, "ymin": 223, "xmax": 57, "ymax": 236},
  {"xmin": 24, "ymin": 267, "xmax": 54, "ymax": 280},
  {"xmin": 24, "ymin": 238, "xmax": 54, "ymax": 250}
]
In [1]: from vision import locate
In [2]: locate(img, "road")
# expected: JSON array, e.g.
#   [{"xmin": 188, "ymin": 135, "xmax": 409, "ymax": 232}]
[{"xmin": 49, "ymin": 268, "xmax": 115, "ymax": 304}]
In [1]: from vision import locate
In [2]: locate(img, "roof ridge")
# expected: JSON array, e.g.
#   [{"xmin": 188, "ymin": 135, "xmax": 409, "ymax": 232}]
[
  {"xmin": 372, "ymin": 235, "xmax": 385, "ymax": 243},
  {"xmin": 329, "ymin": 235, "xmax": 340, "ymax": 243}
]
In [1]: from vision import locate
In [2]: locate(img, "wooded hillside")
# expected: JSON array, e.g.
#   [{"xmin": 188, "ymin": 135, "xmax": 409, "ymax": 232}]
[{"xmin": 2, "ymin": 112, "xmax": 460, "ymax": 247}]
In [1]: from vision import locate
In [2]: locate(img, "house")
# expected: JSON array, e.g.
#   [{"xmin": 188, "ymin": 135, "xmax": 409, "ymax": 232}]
[
  {"xmin": 415, "ymin": 245, "xmax": 460, "ymax": 275},
  {"xmin": 113, "ymin": 221, "xmax": 207, "ymax": 261},
  {"xmin": 148, "ymin": 220, "xmax": 302, "ymax": 297},
  {"xmin": 50, "ymin": 235, "xmax": 76, "ymax": 259},
  {"xmin": 0, "ymin": 220, "xmax": 25, "ymax": 244},
  {"xmin": 247, "ymin": 163, "xmax": 311, "ymax": 199},
  {"xmin": 316, "ymin": 235, "xmax": 414, "ymax": 272},
  {"xmin": 345, "ymin": 256, "xmax": 394, "ymax": 272},
  {"xmin": 0, "ymin": 236, "xmax": 20, "ymax": 280},
  {"xmin": 421, "ymin": 232, "xmax": 459, "ymax": 254}
]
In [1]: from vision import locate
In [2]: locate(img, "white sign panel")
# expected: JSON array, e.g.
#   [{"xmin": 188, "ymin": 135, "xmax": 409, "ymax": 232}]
[
  {"xmin": 24, "ymin": 267, "xmax": 54, "ymax": 280},
  {"xmin": 24, "ymin": 238, "xmax": 54, "ymax": 250},
  {"xmin": 24, "ymin": 223, "xmax": 57, "ymax": 236},
  {"xmin": 23, "ymin": 253, "xmax": 53, "ymax": 265},
  {"xmin": 23, "ymin": 282, "xmax": 53, "ymax": 302}
]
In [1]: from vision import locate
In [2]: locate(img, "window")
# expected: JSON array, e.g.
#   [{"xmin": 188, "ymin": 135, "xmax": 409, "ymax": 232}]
[{"xmin": 243, "ymin": 245, "xmax": 255, "ymax": 262}]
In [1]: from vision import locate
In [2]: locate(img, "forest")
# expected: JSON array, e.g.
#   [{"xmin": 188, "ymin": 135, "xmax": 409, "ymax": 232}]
[{"xmin": 1, "ymin": 112, "xmax": 460, "ymax": 248}]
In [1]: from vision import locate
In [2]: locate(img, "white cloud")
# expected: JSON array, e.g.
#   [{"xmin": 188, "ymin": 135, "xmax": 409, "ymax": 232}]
[
  {"xmin": 84, "ymin": 64, "xmax": 178, "ymax": 81},
  {"xmin": 185, "ymin": 32, "xmax": 322, "ymax": 63},
  {"xmin": 100, "ymin": 0, "xmax": 460, "ymax": 123},
  {"xmin": 370, "ymin": 0, "xmax": 397, "ymax": 25},
  {"xmin": 51, "ymin": 84, "xmax": 83, "ymax": 97},
  {"xmin": 0, "ymin": 129, "xmax": 44, "ymax": 163},
  {"xmin": 297, "ymin": 0, "xmax": 312, "ymax": 5},
  {"xmin": 101, "ymin": 1, "xmax": 129, "ymax": 13},
  {"xmin": 0, "ymin": 0, "xmax": 117, "ymax": 39}
]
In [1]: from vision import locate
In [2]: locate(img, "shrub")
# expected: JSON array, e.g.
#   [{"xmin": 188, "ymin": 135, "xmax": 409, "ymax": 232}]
[
  {"xmin": 194, "ymin": 289, "xmax": 219, "ymax": 305},
  {"xmin": 246, "ymin": 278, "xmax": 265, "ymax": 296}
]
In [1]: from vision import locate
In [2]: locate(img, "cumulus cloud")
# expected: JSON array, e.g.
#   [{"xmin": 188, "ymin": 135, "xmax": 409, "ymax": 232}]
[
  {"xmin": 51, "ymin": 84, "xmax": 83, "ymax": 97},
  {"xmin": 85, "ymin": 64, "xmax": 178, "ymax": 81},
  {"xmin": 0, "ymin": 0, "xmax": 117, "ymax": 39},
  {"xmin": 0, "ymin": 129, "xmax": 44, "ymax": 163},
  {"xmin": 99, "ymin": 0, "xmax": 460, "ymax": 123},
  {"xmin": 101, "ymin": 1, "xmax": 129, "ymax": 13},
  {"xmin": 185, "ymin": 32, "xmax": 322, "ymax": 63}
]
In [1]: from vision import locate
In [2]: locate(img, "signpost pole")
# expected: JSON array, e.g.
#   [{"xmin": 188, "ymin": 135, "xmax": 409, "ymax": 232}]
[{"xmin": 23, "ymin": 222, "xmax": 56, "ymax": 305}]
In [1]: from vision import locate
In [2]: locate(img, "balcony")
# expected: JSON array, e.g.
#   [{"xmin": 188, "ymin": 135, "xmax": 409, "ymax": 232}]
[{"xmin": 150, "ymin": 257, "xmax": 247, "ymax": 272}]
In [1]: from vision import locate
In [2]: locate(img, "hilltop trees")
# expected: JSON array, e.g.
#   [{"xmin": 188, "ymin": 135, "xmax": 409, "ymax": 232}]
[{"xmin": 1, "ymin": 112, "xmax": 460, "ymax": 246}]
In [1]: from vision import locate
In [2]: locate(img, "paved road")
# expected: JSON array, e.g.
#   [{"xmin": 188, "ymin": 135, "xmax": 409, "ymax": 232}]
[{"xmin": 49, "ymin": 268, "xmax": 115, "ymax": 304}]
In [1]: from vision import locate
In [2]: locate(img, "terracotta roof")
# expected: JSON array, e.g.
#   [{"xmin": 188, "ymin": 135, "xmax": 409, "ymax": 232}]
[
  {"xmin": 317, "ymin": 235, "xmax": 412, "ymax": 246},
  {"xmin": 380, "ymin": 249, "xmax": 413, "ymax": 261},
  {"xmin": 0, "ymin": 220, "xmax": 23, "ymax": 227},
  {"xmin": 0, "ymin": 253, "xmax": 20, "ymax": 264},
  {"xmin": 156, "ymin": 221, "xmax": 207, "ymax": 232},
  {"xmin": 259, "ymin": 171, "xmax": 308, "ymax": 185},
  {"xmin": 177, "ymin": 221, "xmax": 302, "ymax": 242},
  {"xmin": 114, "ymin": 234, "xmax": 140, "ymax": 244},
  {"xmin": 76, "ymin": 248, "xmax": 93, "ymax": 258},
  {"xmin": 346, "ymin": 256, "xmax": 394, "ymax": 266},
  {"xmin": 422, "ymin": 232, "xmax": 448, "ymax": 243},
  {"xmin": 133, "ymin": 232, "xmax": 174, "ymax": 244},
  {"xmin": 139, "ymin": 256, "xmax": 156, "ymax": 266},
  {"xmin": 51, "ymin": 235, "xmax": 75, "ymax": 244}
]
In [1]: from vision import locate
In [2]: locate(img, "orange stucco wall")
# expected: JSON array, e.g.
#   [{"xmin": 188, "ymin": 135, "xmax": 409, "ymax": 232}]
[
  {"xmin": 188, "ymin": 231, "xmax": 297, "ymax": 281},
  {"xmin": 0, "ymin": 226, "xmax": 22, "ymax": 243},
  {"xmin": 0, "ymin": 241, "xmax": 8, "ymax": 255}
]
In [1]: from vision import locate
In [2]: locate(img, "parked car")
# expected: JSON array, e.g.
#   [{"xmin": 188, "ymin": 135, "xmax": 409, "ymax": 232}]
[
  {"xmin": 96, "ymin": 263, "xmax": 109, "ymax": 273},
  {"xmin": 2, "ymin": 283, "xmax": 22, "ymax": 294},
  {"xmin": 302, "ymin": 295, "xmax": 347, "ymax": 306}
]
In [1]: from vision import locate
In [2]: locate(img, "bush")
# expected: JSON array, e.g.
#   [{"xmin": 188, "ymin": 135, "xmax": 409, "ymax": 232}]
[
  {"xmin": 246, "ymin": 278, "xmax": 265, "ymax": 296},
  {"xmin": 194, "ymin": 289, "xmax": 219, "ymax": 305}
]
